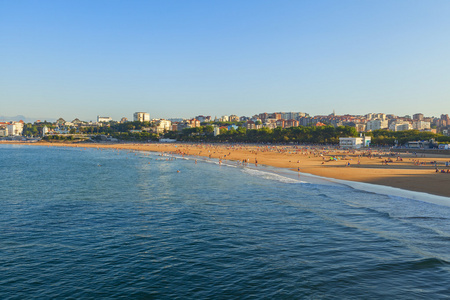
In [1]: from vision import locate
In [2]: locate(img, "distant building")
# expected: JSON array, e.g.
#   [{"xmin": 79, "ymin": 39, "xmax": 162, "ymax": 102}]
[
  {"xmin": 159, "ymin": 138, "xmax": 177, "ymax": 143},
  {"xmin": 284, "ymin": 119, "xmax": 299, "ymax": 128},
  {"xmin": 155, "ymin": 119, "xmax": 172, "ymax": 134},
  {"xmin": 245, "ymin": 120, "xmax": 256, "ymax": 130},
  {"xmin": 175, "ymin": 119, "xmax": 200, "ymax": 132},
  {"xmin": 407, "ymin": 141, "xmax": 429, "ymax": 149},
  {"xmin": 366, "ymin": 119, "xmax": 388, "ymax": 131},
  {"xmin": 229, "ymin": 115, "xmax": 240, "ymax": 122},
  {"xmin": 97, "ymin": 116, "xmax": 112, "ymax": 123},
  {"xmin": 365, "ymin": 113, "xmax": 373, "ymax": 120},
  {"xmin": 339, "ymin": 136, "xmax": 371, "ymax": 149},
  {"xmin": 195, "ymin": 115, "xmax": 211, "ymax": 122},
  {"xmin": 354, "ymin": 123, "xmax": 366, "ymax": 132},
  {"xmin": 6, "ymin": 122, "xmax": 24, "ymax": 136},
  {"xmin": 366, "ymin": 113, "xmax": 387, "ymax": 121},
  {"xmin": 42, "ymin": 126, "xmax": 49, "ymax": 136},
  {"xmin": 386, "ymin": 114, "xmax": 396, "ymax": 120},
  {"xmin": 389, "ymin": 122, "xmax": 412, "ymax": 131},
  {"xmin": 263, "ymin": 122, "xmax": 277, "ymax": 129},
  {"xmin": 277, "ymin": 112, "xmax": 307, "ymax": 120},
  {"xmin": 412, "ymin": 120, "xmax": 431, "ymax": 130},
  {"xmin": 299, "ymin": 117, "xmax": 313, "ymax": 126},
  {"xmin": 258, "ymin": 113, "xmax": 269, "ymax": 122},
  {"xmin": 397, "ymin": 123, "xmax": 412, "ymax": 131},
  {"xmin": 133, "ymin": 112, "xmax": 150, "ymax": 122},
  {"xmin": 187, "ymin": 119, "xmax": 200, "ymax": 128},
  {"xmin": 413, "ymin": 113, "xmax": 424, "ymax": 121},
  {"xmin": 0, "ymin": 126, "xmax": 8, "ymax": 137},
  {"xmin": 375, "ymin": 113, "xmax": 387, "ymax": 120},
  {"xmin": 120, "ymin": 117, "xmax": 128, "ymax": 123}
]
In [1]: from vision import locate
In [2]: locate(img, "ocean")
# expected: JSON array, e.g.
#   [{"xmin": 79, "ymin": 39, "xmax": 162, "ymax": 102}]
[{"xmin": 1, "ymin": 144, "xmax": 450, "ymax": 299}]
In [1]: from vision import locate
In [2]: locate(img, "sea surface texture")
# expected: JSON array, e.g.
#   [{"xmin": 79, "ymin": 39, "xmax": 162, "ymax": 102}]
[{"xmin": 1, "ymin": 145, "xmax": 450, "ymax": 299}]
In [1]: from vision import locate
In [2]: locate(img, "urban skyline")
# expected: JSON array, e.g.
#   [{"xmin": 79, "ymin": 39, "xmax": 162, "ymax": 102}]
[
  {"xmin": 1, "ymin": 108, "xmax": 450, "ymax": 125},
  {"xmin": 2, "ymin": 109, "xmax": 450, "ymax": 146}
]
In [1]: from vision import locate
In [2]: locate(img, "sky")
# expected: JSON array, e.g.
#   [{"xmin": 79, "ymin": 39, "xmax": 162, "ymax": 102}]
[{"xmin": 1, "ymin": 0, "xmax": 450, "ymax": 121}]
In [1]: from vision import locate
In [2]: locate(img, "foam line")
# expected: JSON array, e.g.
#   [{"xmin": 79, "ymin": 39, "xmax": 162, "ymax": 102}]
[{"xmin": 293, "ymin": 171, "xmax": 450, "ymax": 207}]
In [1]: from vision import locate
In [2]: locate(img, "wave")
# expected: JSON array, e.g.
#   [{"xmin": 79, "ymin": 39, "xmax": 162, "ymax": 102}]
[
  {"xmin": 241, "ymin": 168, "xmax": 306, "ymax": 184},
  {"xmin": 371, "ymin": 257, "xmax": 449, "ymax": 272}
]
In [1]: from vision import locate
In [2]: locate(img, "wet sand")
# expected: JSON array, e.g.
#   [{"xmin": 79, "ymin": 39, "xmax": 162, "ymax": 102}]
[{"xmin": 6, "ymin": 141, "xmax": 450, "ymax": 198}]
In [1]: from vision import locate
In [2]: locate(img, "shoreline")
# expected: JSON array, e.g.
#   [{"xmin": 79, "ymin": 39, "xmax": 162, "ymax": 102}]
[
  {"xmin": 216, "ymin": 159, "xmax": 450, "ymax": 206},
  {"xmin": 3, "ymin": 141, "xmax": 450, "ymax": 199}
]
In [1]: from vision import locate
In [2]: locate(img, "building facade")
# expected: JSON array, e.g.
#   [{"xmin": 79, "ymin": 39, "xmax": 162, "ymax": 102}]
[
  {"xmin": 133, "ymin": 112, "xmax": 150, "ymax": 122},
  {"xmin": 97, "ymin": 116, "xmax": 112, "ymax": 123},
  {"xmin": 366, "ymin": 119, "xmax": 388, "ymax": 131},
  {"xmin": 339, "ymin": 136, "xmax": 371, "ymax": 149},
  {"xmin": 155, "ymin": 119, "xmax": 172, "ymax": 134},
  {"xmin": 412, "ymin": 120, "xmax": 431, "ymax": 130},
  {"xmin": 0, "ymin": 126, "xmax": 8, "ymax": 137},
  {"xmin": 6, "ymin": 122, "xmax": 24, "ymax": 136},
  {"xmin": 413, "ymin": 113, "xmax": 424, "ymax": 121}
]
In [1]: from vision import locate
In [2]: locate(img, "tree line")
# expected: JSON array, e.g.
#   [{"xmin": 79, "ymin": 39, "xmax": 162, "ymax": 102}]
[{"xmin": 165, "ymin": 125, "xmax": 360, "ymax": 144}]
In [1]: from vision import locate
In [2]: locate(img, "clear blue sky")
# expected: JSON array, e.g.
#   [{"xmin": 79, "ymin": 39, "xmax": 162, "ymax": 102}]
[{"xmin": 1, "ymin": 0, "xmax": 450, "ymax": 121}]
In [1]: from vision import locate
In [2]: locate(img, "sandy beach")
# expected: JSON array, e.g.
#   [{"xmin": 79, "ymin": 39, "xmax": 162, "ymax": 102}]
[{"xmin": 5, "ymin": 141, "xmax": 450, "ymax": 198}]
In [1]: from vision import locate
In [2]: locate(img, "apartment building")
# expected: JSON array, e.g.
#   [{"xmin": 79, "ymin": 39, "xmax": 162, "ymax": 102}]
[{"xmin": 133, "ymin": 112, "xmax": 150, "ymax": 122}]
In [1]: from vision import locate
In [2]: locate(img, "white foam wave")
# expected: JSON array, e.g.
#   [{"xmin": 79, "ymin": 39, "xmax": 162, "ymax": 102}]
[
  {"xmin": 298, "ymin": 172, "xmax": 450, "ymax": 207},
  {"xmin": 241, "ymin": 168, "xmax": 306, "ymax": 184}
]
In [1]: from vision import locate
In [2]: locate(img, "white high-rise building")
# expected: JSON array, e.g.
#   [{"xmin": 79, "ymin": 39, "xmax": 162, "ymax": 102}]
[
  {"xmin": 97, "ymin": 116, "xmax": 112, "ymax": 123},
  {"xmin": 133, "ymin": 112, "xmax": 150, "ymax": 122},
  {"xmin": 155, "ymin": 119, "xmax": 172, "ymax": 133},
  {"xmin": 389, "ymin": 122, "xmax": 412, "ymax": 131},
  {"xmin": 366, "ymin": 119, "xmax": 388, "ymax": 131},
  {"xmin": 42, "ymin": 126, "xmax": 49, "ymax": 136},
  {"xmin": 6, "ymin": 122, "xmax": 24, "ymax": 136},
  {"xmin": 413, "ymin": 120, "xmax": 431, "ymax": 130},
  {"xmin": 214, "ymin": 127, "xmax": 220, "ymax": 136}
]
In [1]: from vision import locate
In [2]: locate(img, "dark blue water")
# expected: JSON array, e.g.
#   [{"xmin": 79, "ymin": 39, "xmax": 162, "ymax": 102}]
[{"xmin": 1, "ymin": 145, "xmax": 450, "ymax": 299}]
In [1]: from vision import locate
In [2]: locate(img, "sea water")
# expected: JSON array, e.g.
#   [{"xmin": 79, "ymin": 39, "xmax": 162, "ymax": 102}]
[{"xmin": 1, "ymin": 144, "xmax": 450, "ymax": 299}]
